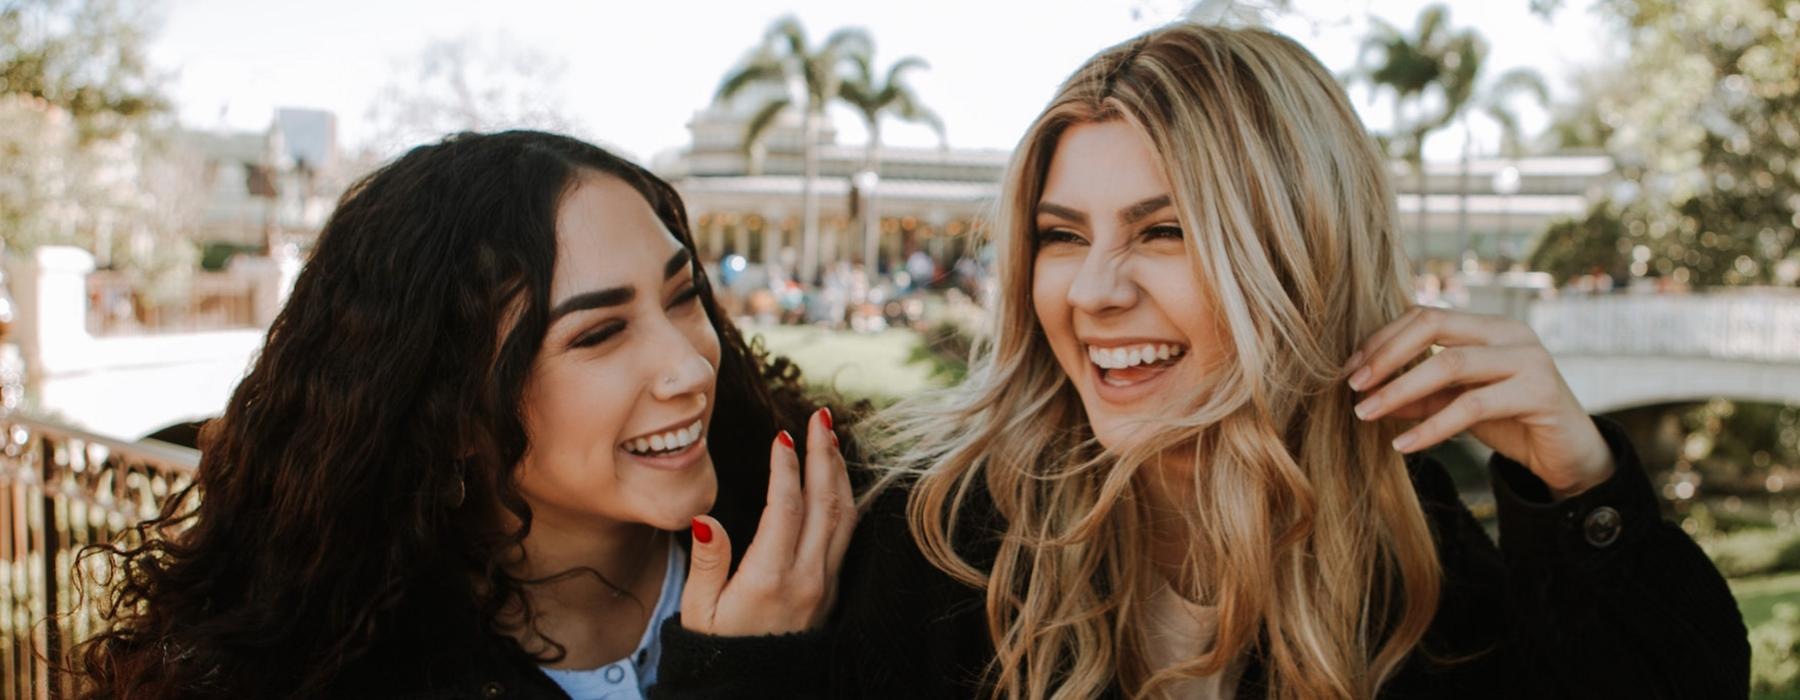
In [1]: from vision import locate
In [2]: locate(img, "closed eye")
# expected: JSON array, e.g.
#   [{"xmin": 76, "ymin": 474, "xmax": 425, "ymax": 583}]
[
  {"xmin": 1142, "ymin": 224, "xmax": 1183, "ymax": 241},
  {"xmin": 571, "ymin": 320, "xmax": 625, "ymax": 349},
  {"xmin": 1034, "ymin": 228, "xmax": 1088, "ymax": 247},
  {"xmin": 669, "ymin": 284, "xmax": 703, "ymax": 310}
]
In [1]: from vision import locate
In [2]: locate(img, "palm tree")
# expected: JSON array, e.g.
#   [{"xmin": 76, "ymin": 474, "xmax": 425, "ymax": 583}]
[
  {"xmin": 838, "ymin": 53, "xmax": 944, "ymax": 272},
  {"xmin": 1352, "ymin": 4, "xmax": 1482, "ymax": 270},
  {"xmin": 716, "ymin": 16, "xmax": 871, "ymax": 285},
  {"xmin": 1455, "ymin": 64, "xmax": 1549, "ymax": 265}
]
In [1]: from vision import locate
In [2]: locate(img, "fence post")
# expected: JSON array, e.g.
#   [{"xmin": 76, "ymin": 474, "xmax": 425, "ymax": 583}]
[
  {"xmin": 9, "ymin": 247, "xmax": 95, "ymax": 385},
  {"xmin": 37, "ymin": 433, "xmax": 58, "ymax": 700}
]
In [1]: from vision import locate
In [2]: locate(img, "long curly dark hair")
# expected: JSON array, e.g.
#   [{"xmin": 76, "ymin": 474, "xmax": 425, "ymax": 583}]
[{"xmin": 71, "ymin": 131, "xmax": 830, "ymax": 699}]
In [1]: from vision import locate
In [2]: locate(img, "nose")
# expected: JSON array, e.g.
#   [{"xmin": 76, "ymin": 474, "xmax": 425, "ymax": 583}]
[
  {"xmin": 650, "ymin": 336, "xmax": 716, "ymax": 403},
  {"xmin": 1065, "ymin": 246, "xmax": 1138, "ymax": 315}
]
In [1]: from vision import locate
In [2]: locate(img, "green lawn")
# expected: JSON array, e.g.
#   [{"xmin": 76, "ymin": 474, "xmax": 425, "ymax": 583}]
[
  {"xmin": 1732, "ymin": 573, "xmax": 1800, "ymax": 699},
  {"xmin": 1737, "ymin": 572, "xmax": 1800, "ymax": 630},
  {"xmin": 746, "ymin": 325, "xmax": 943, "ymax": 404}
]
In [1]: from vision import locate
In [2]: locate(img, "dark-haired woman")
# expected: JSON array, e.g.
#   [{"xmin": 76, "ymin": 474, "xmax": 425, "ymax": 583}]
[{"xmin": 74, "ymin": 130, "xmax": 855, "ymax": 700}]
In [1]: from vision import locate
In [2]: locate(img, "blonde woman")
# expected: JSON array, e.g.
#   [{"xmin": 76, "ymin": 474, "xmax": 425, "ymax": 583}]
[{"xmin": 652, "ymin": 24, "xmax": 1746, "ymax": 700}]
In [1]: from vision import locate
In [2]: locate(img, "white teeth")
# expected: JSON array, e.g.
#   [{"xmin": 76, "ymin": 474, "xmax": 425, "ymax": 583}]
[
  {"xmin": 624, "ymin": 419, "xmax": 707, "ymax": 456},
  {"xmin": 1086, "ymin": 343, "xmax": 1187, "ymax": 370}
]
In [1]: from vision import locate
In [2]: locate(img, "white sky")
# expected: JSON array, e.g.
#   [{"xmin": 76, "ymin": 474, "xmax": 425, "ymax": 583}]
[{"xmin": 148, "ymin": 0, "xmax": 1619, "ymax": 165}]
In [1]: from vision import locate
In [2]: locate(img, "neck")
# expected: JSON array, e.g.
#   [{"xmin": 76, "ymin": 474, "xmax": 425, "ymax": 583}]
[
  {"xmin": 1142, "ymin": 446, "xmax": 1201, "ymax": 596},
  {"xmin": 516, "ymin": 506, "xmax": 666, "ymax": 614},
  {"xmin": 498, "ymin": 503, "xmax": 672, "ymax": 668}
]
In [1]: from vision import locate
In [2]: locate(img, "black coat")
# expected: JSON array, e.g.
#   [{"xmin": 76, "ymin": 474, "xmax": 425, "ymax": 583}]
[{"xmin": 652, "ymin": 416, "xmax": 1750, "ymax": 699}]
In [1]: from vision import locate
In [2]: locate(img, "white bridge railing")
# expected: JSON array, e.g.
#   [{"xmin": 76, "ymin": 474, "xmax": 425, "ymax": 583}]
[{"xmin": 1531, "ymin": 290, "xmax": 1800, "ymax": 363}]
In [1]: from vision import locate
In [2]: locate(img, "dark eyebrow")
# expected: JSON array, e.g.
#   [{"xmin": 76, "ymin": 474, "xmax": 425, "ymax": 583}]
[
  {"xmin": 550, "ymin": 287, "xmax": 634, "ymax": 322},
  {"xmin": 1036, "ymin": 195, "xmax": 1172, "ymax": 228},
  {"xmin": 549, "ymin": 249, "xmax": 691, "ymax": 323},
  {"xmin": 1036, "ymin": 202, "xmax": 1088, "ymax": 226},
  {"xmin": 1119, "ymin": 195, "xmax": 1173, "ymax": 225},
  {"xmin": 665, "ymin": 248, "xmax": 693, "ymax": 281}
]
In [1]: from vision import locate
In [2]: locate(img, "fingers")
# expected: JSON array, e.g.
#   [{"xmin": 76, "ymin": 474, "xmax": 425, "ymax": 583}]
[
  {"xmin": 824, "ymin": 435, "xmax": 858, "ymax": 581},
  {"xmin": 796, "ymin": 408, "xmax": 853, "ymax": 575},
  {"xmin": 1390, "ymin": 384, "xmax": 1532, "ymax": 453},
  {"xmin": 1353, "ymin": 346, "xmax": 1517, "ymax": 422},
  {"xmin": 680, "ymin": 515, "xmax": 732, "ymax": 631},
  {"xmin": 681, "ymin": 411, "xmax": 857, "ymax": 637},
  {"xmin": 741, "ymin": 430, "xmax": 804, "ymax": 574},
  {"xmin": 1382, "ymin": 387, "xmax": 1461, "ymax": 421},
  {"xmin": 1346, "ymin": 307, "xmax": 1536, "ymax": 392}
]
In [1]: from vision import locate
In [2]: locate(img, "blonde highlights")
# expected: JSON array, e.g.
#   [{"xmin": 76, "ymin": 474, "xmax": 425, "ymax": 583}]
[{"xmin": 873, "ymin": 24, "xmax": 1441, "ymax": 699}]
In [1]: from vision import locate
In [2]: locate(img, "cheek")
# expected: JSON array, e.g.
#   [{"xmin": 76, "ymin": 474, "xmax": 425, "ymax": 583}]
[
  {"xmin": 523, "ymin": 360, "xmax": 634, "ymax": 458},
  {"xmin": 1031, "ymin": 258, "xmax": 1073, "ymax": 341},
  {"xmin": 1145, "ymin": 260, "xmax": 1223, "ymax": 361},
  {"xmin": 690, "ymin": 316, "xmax": 723, "ymax": 373}
]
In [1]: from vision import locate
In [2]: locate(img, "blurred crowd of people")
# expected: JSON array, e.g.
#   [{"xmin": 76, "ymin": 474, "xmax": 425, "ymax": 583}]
[{"xmin": 707, "ymin": 248, "xmax": 994, "ymax": 331}]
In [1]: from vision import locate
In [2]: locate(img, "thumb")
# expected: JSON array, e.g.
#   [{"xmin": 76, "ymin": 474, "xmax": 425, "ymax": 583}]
[{"xmin": 680, "ymin": 515, "xmax": 732, "ymax": 631}]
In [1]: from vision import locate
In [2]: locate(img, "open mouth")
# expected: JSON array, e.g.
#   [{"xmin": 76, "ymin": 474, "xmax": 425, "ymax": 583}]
[
  {"xmin": 621, "ymin": 419, "xmax": 705, "ymax": 458},
  {"xmin": 1087, "ymin": 342, "xmax": 1188, "ymax": 387}
]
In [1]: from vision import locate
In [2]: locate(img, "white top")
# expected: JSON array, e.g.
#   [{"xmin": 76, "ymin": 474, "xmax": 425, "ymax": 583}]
[
  {"xmin": 1141, "ymin": 581, "xmax": 1244, "ymax": 699},
  {"xmin": 540, "ymin": 538, "xmax": 686, "ymax": 700}
]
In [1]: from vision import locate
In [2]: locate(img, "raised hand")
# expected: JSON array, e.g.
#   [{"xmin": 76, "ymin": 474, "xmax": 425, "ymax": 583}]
[
  {"xmin": 1346, "ymin": 306, "xmax": 1615, "ymax": 500},
  {"xmin": 680, "ymin": 408, "xmax": 856, "ymax": 635}
]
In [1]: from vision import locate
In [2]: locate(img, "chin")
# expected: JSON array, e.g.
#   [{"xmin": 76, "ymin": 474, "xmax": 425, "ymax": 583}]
[
  {"xmin": 654, "ymin": 479, "xmax": 718, "ymax": 531},
  {"xmin": 1087, "ymin": 400, "xmax": 1185, "ymax": 456}
]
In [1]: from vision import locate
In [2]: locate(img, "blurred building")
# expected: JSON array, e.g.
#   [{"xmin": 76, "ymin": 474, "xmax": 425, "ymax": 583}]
[
  {"xmin": 657, "ymin": 95, "xmax": 1615, "ymax": 275},
  {"xmin": 1391, "ymin": 153, "xmax": 1616, "ymax": 270},
  {"xmin": 178, "ymin": 107, "xmax": 346, "ymax": 250},
  {"xmin": 656, "ymin": 94, "xmax": 1004, "ymax": 275}
]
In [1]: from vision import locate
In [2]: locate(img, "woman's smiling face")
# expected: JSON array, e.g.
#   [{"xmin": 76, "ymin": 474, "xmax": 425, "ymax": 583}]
[
  {"xmin": 1031, "ymin": 119, "xmax": 1225, "ymax": 450},
  {"xmin": 515, "ymin": 172, "xmax": 722, "ymax": 532}
]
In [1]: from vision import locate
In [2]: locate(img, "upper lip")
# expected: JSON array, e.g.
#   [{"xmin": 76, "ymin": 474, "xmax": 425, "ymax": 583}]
[
  {"xmin": 1079, "ymin": 336, "xmax": 1188, "ymax": 349},
  {"xmin": 619, "ymin": 412, "xmax": 707, "ymax": 446}
]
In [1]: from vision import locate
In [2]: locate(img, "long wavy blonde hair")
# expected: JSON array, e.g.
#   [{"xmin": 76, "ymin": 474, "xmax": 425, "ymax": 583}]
[{"xmin": 871, "ymin": 24, "xmax": 1442, "ymax": 700}]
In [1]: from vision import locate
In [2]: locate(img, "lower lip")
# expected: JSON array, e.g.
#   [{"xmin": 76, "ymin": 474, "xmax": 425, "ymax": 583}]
[
  {"xmin": 1088, "ymin": 355, "xmax": 1184, "ymax": 405},
  {"xmin": 619, "ymin": 432, "xmax": 709, "ymax": 471}
]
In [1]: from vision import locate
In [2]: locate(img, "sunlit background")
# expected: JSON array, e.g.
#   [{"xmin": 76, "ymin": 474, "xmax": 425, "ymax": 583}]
[{"xmin": 3, "ymin": 0, "xmax": 1799, "ymax": 695}]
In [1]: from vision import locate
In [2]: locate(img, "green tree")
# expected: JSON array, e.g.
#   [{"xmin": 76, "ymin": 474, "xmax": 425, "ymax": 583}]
[
  {"xmin": 1578, "ymin": 0, "xmax": 1800, "ymax": 287},
  {"xmin": 1527, "ymin": 202, "xmax": 1631, "ymax": 286},
  {"xmin": 838, "ymin": 52, "xmax": 944, "ymax": 270},
  {"xmin": 0, "ymin": 0, "xmax": 200, "ymax": 300},
  {"xmin": 0, "ymin": 0, "xmax": 166, "ymax": 140},
  {"xmin": 1351, "ymin": 4, "xmax": 1484, "ymax": 267},
  {"xmin": 717, "ymin": 16, "xmax": 872, "ymax": 285},
  {"xmin": 0, "ymin": 0, "xmax": 173, "ymax": 254},
  {"xmin": 1456, "ymin": 65, "xmax": 1549, "ymax": 262}
]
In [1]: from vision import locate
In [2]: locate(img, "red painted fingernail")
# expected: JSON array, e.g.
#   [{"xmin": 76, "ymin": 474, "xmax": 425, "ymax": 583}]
[
  {"xmin": 830, "ymin": 432, "xmax": 840, "ymax": 448},
  {"xmin": 777, "ymin": 430, "xmax": 794, "ymax": 449},
  {"xmin": 691, "ymin": 518, "xmax": 713, "ymax": 544},
  {"xmin": 819, "ymin": 407, "xmax": 834, "ymax": 431}
]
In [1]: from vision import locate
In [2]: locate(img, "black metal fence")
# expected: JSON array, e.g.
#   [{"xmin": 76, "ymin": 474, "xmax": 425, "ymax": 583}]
[{"xmin": 0, "ymin": 414, "xmax": 198, "ymax": 700}]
